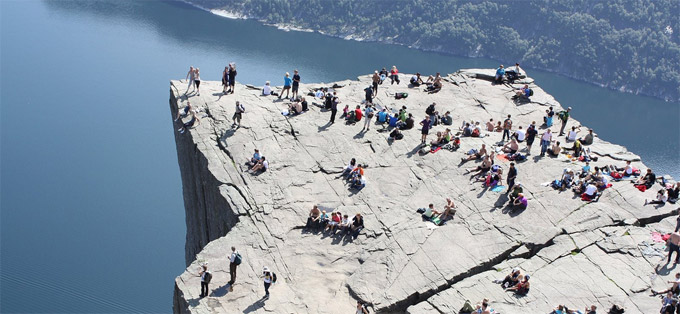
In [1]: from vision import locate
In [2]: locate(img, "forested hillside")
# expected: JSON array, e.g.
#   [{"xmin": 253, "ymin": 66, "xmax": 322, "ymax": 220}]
[{"xmin": 188, "ymin": 0, "xmax": 680, "ymax": 101}]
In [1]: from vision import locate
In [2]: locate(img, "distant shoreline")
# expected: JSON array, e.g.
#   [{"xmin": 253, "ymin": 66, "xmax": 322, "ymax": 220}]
[{"xmin": 181, "ymin": 1, "xmax": 677, "ymax": 103}]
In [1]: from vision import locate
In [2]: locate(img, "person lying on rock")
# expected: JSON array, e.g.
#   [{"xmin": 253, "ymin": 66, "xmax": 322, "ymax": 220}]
[
  {"xmin": 464, "ymin": 152, "xmax": 494, "ymax": 177},
  {"xmin": 607, "ymin": 161, "xmax": 634, "ymax": 178},
  {"xmin": 634, "ymin": 168, "xmax": 656, "ymax": 189},
  {"xmin": 505, "ymin": 274, "xmax": 530, "ymax": 294},
  {"xmin": 500, "ymin": 268, "xmax": 521, "ymax": 288},
  {"xmin": 652, "ymin": 272, "xmax": 680, "ymax": 295},
  {"xmin": 512, "ymin": 193, "xmax": 528, "ymax": 211},
  {"xmin": 306, "ymin": 205, "xmax": 321, "ymax": 230},
  {"xmin": 502, "ymin": 138, "xmax": 519, "ymax": 154},
  {"xmin": 249, "ymin": 156, "xmax": 268, "ymax": 173},
  {"xmin": 439, "ymin": 198, "xmax": 456, "ymax": 221},
  {"xmin": 461, "ymin": 144, "xmax": 487, "ymax": 163}
]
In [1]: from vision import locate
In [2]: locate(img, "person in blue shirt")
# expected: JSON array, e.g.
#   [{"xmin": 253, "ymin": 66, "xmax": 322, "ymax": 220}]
[
  {"xmin": 495, "ymin": 64, "xmax": 505, "ymax": 83},
  {"xmin": 250, "ymin": 149, "xmax": 261, "ymax": 165},
  {"xmin": 377, "ymin": 109, "xmax": 388, "ymax": 124},
  {"xmin": 388, "ymin": 113, "xmax": 399, "ymax": 128},
  {"xmin": 279, "ymin": 72, "xmax": 292, "ymax": 99}
]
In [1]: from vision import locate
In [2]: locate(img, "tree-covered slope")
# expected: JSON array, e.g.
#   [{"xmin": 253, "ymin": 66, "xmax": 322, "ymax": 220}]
[{"xmin": 189, "ymin": 0, "xmax": 680, "ymax": 101}]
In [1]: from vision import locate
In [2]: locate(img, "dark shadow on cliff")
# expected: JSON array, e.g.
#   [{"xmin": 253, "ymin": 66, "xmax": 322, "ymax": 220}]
[
  {"xmin": 492, "ymin": 194, "xmax": 510, "ymax": 211},
  {"xmin": 210, "ymin": 283, "xmax": 232, "ymax": 297},
  {"xmin": 243, "ymin": 297, "xmax": 267, "ymax": 313},
  {"xmin": 186, "ymin": 297, "xmax": 201, "ymax": 307},
  {"xmin": 656, "ymin": 261, "xmax": 676, "ymax": 276},
  {"xmin": 318, "ymin": 122, "xmax": 332, "ymax": 132}
]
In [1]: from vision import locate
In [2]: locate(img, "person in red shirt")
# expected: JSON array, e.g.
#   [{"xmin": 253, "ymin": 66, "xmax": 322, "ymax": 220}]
[
  {"xmin": 354, "ymin": 105, "xmax": 363, "ymax": 122},
  {"xmin": 390, "ymin": 65, "xmax": 400, "ymax": 84}
]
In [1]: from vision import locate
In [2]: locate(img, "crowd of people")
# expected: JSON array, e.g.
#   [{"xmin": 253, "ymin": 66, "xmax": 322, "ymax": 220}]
[{"xmin": 177, "ymin": 64, "xmax": 677, "ymax": 313}]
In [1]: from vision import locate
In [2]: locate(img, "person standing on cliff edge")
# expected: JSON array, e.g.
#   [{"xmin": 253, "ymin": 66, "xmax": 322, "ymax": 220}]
[
  {"xmin": 558, "ymin": 107, "xmax": 572, "ymax": 136},
  {"xmin": 228, "ymin": 246, "xmax": 240, "ymax": 285},
  {"xmin": 198, "ymin": 264, "xmax": 211, "ymax": 298}
]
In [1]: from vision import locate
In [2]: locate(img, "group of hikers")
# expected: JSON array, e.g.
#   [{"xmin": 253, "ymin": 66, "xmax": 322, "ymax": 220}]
[{"xmin": 178, "ymin": 64, "xmax": 677, "ymax": 313}]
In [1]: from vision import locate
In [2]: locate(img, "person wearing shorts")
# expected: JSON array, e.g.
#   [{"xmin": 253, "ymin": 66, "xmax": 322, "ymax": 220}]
[{"xmin": 291, "ymin": 70, "xmax": 300, "ymax": 100}]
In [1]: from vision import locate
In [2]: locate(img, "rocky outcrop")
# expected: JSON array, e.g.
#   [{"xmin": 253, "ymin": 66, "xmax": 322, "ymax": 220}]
[{"xmin": 170, "ymin": 70, "xmax": 676, "ymax": 313}]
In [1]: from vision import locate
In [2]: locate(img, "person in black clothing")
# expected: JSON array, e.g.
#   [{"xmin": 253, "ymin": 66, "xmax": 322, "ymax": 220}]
[
  {"xmin": 634, "ymin": 168, "xmax": 656, "ymax": 188},
  {"xmin": 292, "ymin": 69, "xmax": 301, "ymax": 100},
  {"xmin": 364, "ymin": 86, "xmax": 373, "ymax": 104},
  {"xmin": 222, "ymin": 66, "xmax": 229, "ymax": 94},
  {"xmin": 329, "ymin": 92, "xmax": 338, "ymax": 124},
  {"xmin": 379, "ymin": 68, "xmax": 388, "ymax": 84},
  {"xmin": 506, "ymin": 163, "xmax": 517, "ymax": 193},
  {"xmin": 525, "ymin": 122, "xmax": 538, "ymax": 154},
  {"xmin": 350, "ymin": 213, "xmax": 364, "ymax": 237},
  {"xmin": 227, "ymin": 63, "xmax": 237, "ymax": 94},
  {"xmin": 300, "ymin": 97, "xmax": 308, "ymax": 112}
]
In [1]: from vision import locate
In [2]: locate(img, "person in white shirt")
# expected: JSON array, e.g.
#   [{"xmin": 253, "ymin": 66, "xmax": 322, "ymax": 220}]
[
  {"xmin": 262, "ymin": 81, "xmax": 272, "ymax": 96},
  {"xmin": 566, "ymin": 126, "xmax": 580, "ymax": 142},
  {"xmin": 646, "ymin": 189, "xmax": 668, "ymax": 206},
  {"xmin": 540, "ymin": 129, "xmax": 552, "ymax": 157},
  {"xmin": 513, "ymin": 126, "xmax": 526, "ymax": 142},
  {"xmin": 229, "ymin": 247, "xmax": 239, "ymax": 285},
  {"xmin": 315, "ymin": 89, "xmax": 325, "ymax": 99},
  {"xmin": 250, "ymin": 156, "xmax": 269, "ymax": 172},
  {"xmin": 262, "ymin": 267, "xmax": 274, "ymax": 297},
  {"xmin": 199, "ymin": 264, "xmax": 211, "ymax": 298}
]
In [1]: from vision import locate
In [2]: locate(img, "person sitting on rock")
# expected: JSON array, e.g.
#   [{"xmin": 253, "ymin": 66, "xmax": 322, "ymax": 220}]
[
  {"xmin": 486, "ymin": 119, "xmax": 495, "ymax": 132},
  {"xmin": 439, "ymin": 197, "xmax": 457, "ymax": 221},
  {"xmin": 502, "ymin": 138, "xmax": 519, "ymax": 154},
  {"xmin": 512, "ymin": 193, "xmax": 528, "ymax": 211},
  {"xmin": 634, "ymin": 168, "xmax": 656, "ymax": 189},
  {"xmin": 494, "ymin": 121, "xmax": 503, "ymax": 132},
  {"xmin": 506, "ymin": 274, "xmax": 530, "ymax": 294},
  {"xmin": 379, "ymin": 68, "xmax": 388, "ymax": 84},
  {"xmin": 398, "ymin": 106, "xmax": 408, "ymax": 122},
  {"xmin": 564, "ymin": 138, "xmax": 584, "ymax": 158},
  {"xmin": 560, "ymin": 168, "xmax": 575, "ymax": 191},
  {"xmin": 566, "ymin": 126, "xmax": 580, "ymax": 142},
  {"xmin": 421, "ymin": 203, "xmax": 440, "ymax": 220},
  {"xmin": 288, "ymin": 101, "xmax": 303, "ymax": 115},
  {"xmin": 471, "ymin": 121, "xmax": 482, "ymax": 137},
  {"xmin": 318, "ymin": 210, "xmax": 330, "ymax": 229},
  {"xmin": 349, "ymin": 164, "xmax": 364, "ymax": 182},
  {"xmin": 342, "ymin": 158, "xmax": 357, "ymax": 177},
  {"xmin": 350, "ymin": 213, "xmax": 364, "ymax": 237},
  {"xmin": 475, "ymin": 299, "xmax": 492, "ymax": 314},
  {"xmin": 608, "ymin": 160, "xmax": 634, "ymax": 178},
  {"xmin": 347, "ymin": 105, "xmax": 363, "ymax": 124},
  {"xmin": 306, "ymin": 205, "xmax": 321, "ymax": 230},
  {"xmin": 249, "ymin": 156, "xmax": 268, "ymax": 173},
  {"xmin": 174, "ymin": 101, "xmax": 194, "ymax": 122},
  {"xmin": 262, "ymin": 81, "xmax": 272, "ymax": 96},
  {"xmin": 377, "ymin": 108, "xmax": 389, "ymax": 124},
  {"xmin": 430, "ymin": 131, "xmax": 446, "ymax": 147},
  {"xmin": 461, "ymin": 144, "xmax": 487, "ymax": 163},
  {"xmin": 667, "ymin": 182, "xmax": 679, "ymax": 204},
  {"xmin": 579, "ymin": 129, "xmax": 594, "ymax": 145},
  {"xmin": 595, "ymin": 173, "xmax": 609, "ymax": 190},
  {"xmin": 410, "ymin": 72, "xmax": 424, "ymax": 86},
  {"xmin": 513, "ymin": 84, "xmax": 531, "ymax": 99},
  {"xmin": 494, "ymin": 64, "xmax": 505, "ymax": 83},
  {"xmin": 340, "ymin": 104, "xmax": 350, "ymax": 119},
  {"xmin": 426, "ymin": 76, "xmax": 442, "ymax": 93},
  {"xmin": 399, "ymin": 113, "xmax": 415, "ymax": 130},
  {"xmin": 645, "ymin": 189, "xmax": 668, "ymax": 206},
  {"xmin": 581, "ymin": 183, "xmax": 599, "ymax": 202},
  {"xmin": 326, "ymin": 211, "xmax": 342, "ymax": 233},
  {"xmin": 441, "ymin": 111, "xmax": 453, "ymax": 125},
  {"xmin": 249, "ymin": 149, "xmax": 262, "ymax": 166},
  {"xmin": 351, "ymin": 174, "xmax": 366, "ymax": 190},
  {"xmin": 339, "ymin": 214, "xmax": 351, "ymax": 233},
  {"xmin": 547, "ymin": 141, "xmax": 562, "ymax": 157},
  {"xmin": 389, "ymin": 66, "xmax": 400, "ymax": 84},
  {"xmin": 513, "ymin": 126, "xmax": 525, "ymax": 143},
  {"xmin": 500, "ymin": 268, "xmax": 521, "ymax": 288},
  {"xmin": 177, "ymin": 111, "xmax": 201, "ymax": 134},
  {"xmin": 652, "ymin": 272, "xmax": 680, "ymax": 296},
  {"xmin": 508, "ymin": 183, "xmax": 523, "ymax": 203},
  {"xmin": 388, "ymin": 113, "xmax": 400, "ymax": 128},
  {"xmin": 483, "ymin": 166, "xmax": 503, "ymax": 188},
  {"xmin": 461, "ymin": 122, "xmax": 473, "ymax": 137},
  {"xmin": 314, "ymin": 88, "xmax": 325, "ymax": 99},
  {"xmin": 388, "ymin": 128, "xmax": 403, "ymax": 141},
  {"xmin": 465, "ymin": 152, "xmax": 495, "ymax": 177}
]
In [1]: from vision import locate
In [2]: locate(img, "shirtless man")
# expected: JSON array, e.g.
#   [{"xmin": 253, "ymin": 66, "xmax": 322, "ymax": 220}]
[
  {"xmin": 440, "ymin": 198, "xmax": 456, "ymax": 220},
  {"xmin": 668, "ymin": 231, "xmax": 680, "ymax": 264},
  {"xmin": 461, "ymin": 144, "xmax": 487, "ymax": 163},
  {"xmin": 486, "ymin": 119, "xmax": 495, "ymax": 132},
  {"xmin": 465, "ymin": 152, "xmax": 495, "ymax": 177},
  {"xmin": 502, "ymin": 138, "xmax": 519, "ymax": 154},
  {"xmin": 306, "ymin": 205, "xmax": 321, "ymax": 230}
]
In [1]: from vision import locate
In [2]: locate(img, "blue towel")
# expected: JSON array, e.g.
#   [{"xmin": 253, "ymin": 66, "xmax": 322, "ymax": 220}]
[{"xmin": 490, "ymin": 185, "xmax": 505, "ymax": 192}]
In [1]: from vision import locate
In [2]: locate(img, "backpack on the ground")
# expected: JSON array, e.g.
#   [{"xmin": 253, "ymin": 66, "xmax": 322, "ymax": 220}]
[
  {"xmin": 528, "ymin": 89, "xmax": 534, "ymax": 96},
  {"xmin": 395, "ymin": 92, "xmax": 408, "ymax": 99},
  {"xmin": 551, "ymin": 179, "xmax": 562, "ymax": 189},
  {"xmin": 459, "ymin": 300, "xmax": 475, "ymax": 313},
  {"xmin": 234, "ymin": 253, "xmax": 242, "ymax": 265},
  {"xmin": 203, "ymin": 271, "xmax": 212, "ymax": 284}
]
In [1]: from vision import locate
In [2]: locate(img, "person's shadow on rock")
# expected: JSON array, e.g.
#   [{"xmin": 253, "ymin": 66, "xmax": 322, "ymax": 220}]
[
  {"xmin": 243, "ymin": 298, "xmax": 267, "ymax": 313},
  {"xmin": 210, "ymin": 283, "xmax": 232, "ymax": 297},
  {"xmin": 656, "ymin": 262, "xmax": 676, "ymax": 276}
]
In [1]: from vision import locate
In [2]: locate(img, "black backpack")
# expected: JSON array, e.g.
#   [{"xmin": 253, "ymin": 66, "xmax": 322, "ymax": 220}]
[
  {"xmin": 426, "ymin": 105, "xmax": 435, "ymax": 115},
  {"xmin": 325, "ymin": 94, "xmax": 333, "ymax": 108},
  {"xmin": 272, "ymin": 272, "xmax": 277, "ymax": 283},
  {"xmin": 203, "ymin": 271, "xmax": 212, "ymax": 284}
]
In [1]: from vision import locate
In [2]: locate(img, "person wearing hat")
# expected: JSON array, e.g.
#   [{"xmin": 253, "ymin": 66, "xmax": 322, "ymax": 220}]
[
  {"xmin": 558, "ymin": 107, "xmax": 572, "ymax": 136},
  {"xmin": 262, "ymin": 266, "xmax": 275, "ymax": 298}
]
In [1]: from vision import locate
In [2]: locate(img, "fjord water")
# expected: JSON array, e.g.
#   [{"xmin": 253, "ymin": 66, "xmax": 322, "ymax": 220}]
[{"xmin": 0, "ymin": 0, "xmax": 677, "ymax": 312}]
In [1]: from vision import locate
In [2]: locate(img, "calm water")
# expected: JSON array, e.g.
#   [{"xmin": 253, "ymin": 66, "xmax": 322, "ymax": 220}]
[{"xmin": 1, "ymin": 0, "xmax": 677, "ymax": 312}]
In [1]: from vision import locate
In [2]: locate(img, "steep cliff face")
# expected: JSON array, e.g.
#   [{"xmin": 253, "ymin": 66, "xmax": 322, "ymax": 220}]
[
  {"xmin": 169, "ymin": 85, "xmax": 251, "ymax": 266},
  {"xmin": 170, "ymin": 71, "xmax": 676, "ymax": 314}
]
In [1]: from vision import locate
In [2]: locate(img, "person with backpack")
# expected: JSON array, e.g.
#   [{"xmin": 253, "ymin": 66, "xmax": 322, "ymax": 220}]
[
  {"xmin": 328, "ymin": 92, "xmax": 339, "ymax": 124},
  {"xmin": 199, "ymin": 264, "xmax": 211, "ymax": 298},
  {"xmin": 232, "ymin": 101, "xmax": 245, "ymax": 128},
  {"xmin": 525, "ymin": 122, "xmax": 538, "ymax": 154},
  {"xmin": 425, "ymin": 103, "xmax": 436, "ymax": 127},
  {"xmin": 228, "ymin": 246, "xmax": 241, "ymax": 285},
  {"xmin": 558, "ymin": 107, "xmax": 572, "ymax": 136},
  {"xmin": 262, "ymin": 266, "xmax": 276, "ymax": 298}
]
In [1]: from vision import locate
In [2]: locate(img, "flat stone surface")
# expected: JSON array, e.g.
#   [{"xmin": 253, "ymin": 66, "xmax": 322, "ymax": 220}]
[{"xmin": 169, "ymin": 70, "xmax": 677, "ymax": 313}]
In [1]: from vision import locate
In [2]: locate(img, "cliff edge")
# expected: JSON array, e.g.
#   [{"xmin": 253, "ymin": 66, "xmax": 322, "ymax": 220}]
[{"xmin": 170, "ymin": 70, "xmax": 677, "ymax": 313}]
